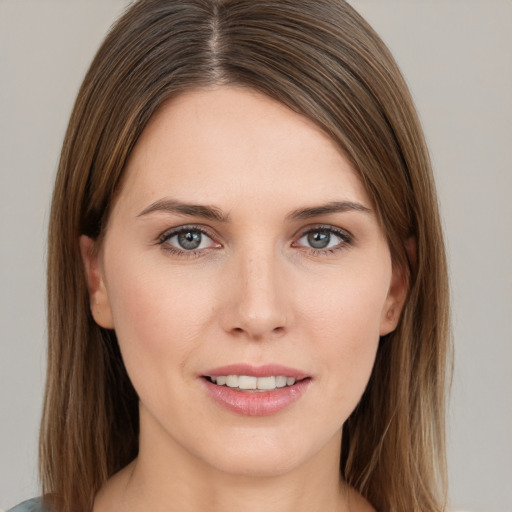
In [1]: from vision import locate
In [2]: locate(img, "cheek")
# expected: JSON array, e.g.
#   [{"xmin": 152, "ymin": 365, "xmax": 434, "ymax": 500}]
[
  {"xmin": 300, "ymin": 266, "xmax": 390, "ymax": 401},
  {"xmin": 103, "ymin": 253, "xmax": 218, "ymax": 381},
  {"xmin": 303, "ymin": 266, "xmax": 389, "ymax": 343}
]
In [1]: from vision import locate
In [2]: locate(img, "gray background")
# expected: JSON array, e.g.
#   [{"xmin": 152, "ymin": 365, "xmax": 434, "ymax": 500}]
[{"xmin": 1, "ymin": 1, "xmax": 511, "ymax": 511}]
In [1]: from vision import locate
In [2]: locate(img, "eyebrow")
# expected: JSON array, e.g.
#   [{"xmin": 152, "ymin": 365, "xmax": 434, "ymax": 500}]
[
  {"xmin": 137, "ymin": 198, "xmax": 371, "ymax": 223},
  {"xmin": 286, "ymin": 201, "xmax": 371, "ymax": 220},
  {"xmin": 137, "ymin": 199, "xmax": 229, "ymax": 222}
]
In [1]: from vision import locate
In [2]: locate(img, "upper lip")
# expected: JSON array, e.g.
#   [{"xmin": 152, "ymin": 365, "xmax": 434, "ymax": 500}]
[{"xmin": 202, "ymin": 363, "xmax": 310, "ymax": 380}]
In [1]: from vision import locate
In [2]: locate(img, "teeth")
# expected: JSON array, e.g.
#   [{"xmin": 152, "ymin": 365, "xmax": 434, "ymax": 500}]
[
  {"xmin": 210, "ymin": 375, "xmax": 297, "ymax": 390},
  {"xmin": 238, "ymin": 375, "xmax": 257, "ymax": 389},
  {"xmin": 276, "ymin": 376, "xmax": 287, "ymax": 388},
  {"xmin": 226, "ymin": 375, "xmax": 239, "ymax": 388},
  {"xmin": 257, "ymin": 376, "xmax": 275, "ymax": 390}
]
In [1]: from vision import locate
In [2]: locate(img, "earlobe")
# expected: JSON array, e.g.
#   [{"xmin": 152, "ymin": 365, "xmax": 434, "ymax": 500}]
[
  {"xmin": 79, "ymin": 235, "xmax": 115, "ymax": 329},
  {"xmin": 379, "ymin": 237, "xmax": 416, "ymax": 336},
  {"xmin": 379, "ymin": 262, "xmax": 409, "ymax": 336}
]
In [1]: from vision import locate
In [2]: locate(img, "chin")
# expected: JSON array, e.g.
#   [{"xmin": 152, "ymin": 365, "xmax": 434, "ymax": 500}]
[
  {"xmin": 205, "ymin": 449, "xmax": 308, "ymax": 478},
  {"xmin": 193, "ymin": 426, "xmax": 340, "ymax": 479}
]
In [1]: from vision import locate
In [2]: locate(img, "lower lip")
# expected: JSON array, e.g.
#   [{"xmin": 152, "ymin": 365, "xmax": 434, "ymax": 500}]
[{"xmin": 202, "ymin": 378, "xmax": 311, "ymax": 416}]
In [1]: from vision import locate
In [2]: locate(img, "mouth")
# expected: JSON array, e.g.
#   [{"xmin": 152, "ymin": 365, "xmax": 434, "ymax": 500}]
[
  {"xmin": 204, "ymin": 375, "xmax": 304, "ymax": 392},
  {"xmin": 201, "ymin": 364, "xmax": 312, "ymax": 416}
]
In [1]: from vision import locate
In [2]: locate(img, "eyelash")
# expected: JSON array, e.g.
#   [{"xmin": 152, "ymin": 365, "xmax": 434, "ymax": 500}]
[
  {"xmin": 293, "ymin": 225, "xmax": 353, "ymax": 256},
  {"xmin": 157, "ymin": 224, "xmax": 353, "ymax": 258},
  {"xmin": 158, "ymin": 225, "xmax": 218, "ymax": 258}
]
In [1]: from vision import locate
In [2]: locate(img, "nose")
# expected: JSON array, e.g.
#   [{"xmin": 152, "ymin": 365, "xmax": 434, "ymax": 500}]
[{"xmin": 220, "ymin": 249, "xmax": 290, "ymax": 340}]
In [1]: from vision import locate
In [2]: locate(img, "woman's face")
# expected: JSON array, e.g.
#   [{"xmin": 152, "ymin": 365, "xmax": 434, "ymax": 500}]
[{"xmin": 82, "ymin": 86, "xmax": 406, "ymax": 477}]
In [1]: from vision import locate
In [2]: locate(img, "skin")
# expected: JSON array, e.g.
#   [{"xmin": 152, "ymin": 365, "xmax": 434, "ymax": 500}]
[{"xmin": 81, "ymin": 86, "xmax": 406, "ymax": 512}]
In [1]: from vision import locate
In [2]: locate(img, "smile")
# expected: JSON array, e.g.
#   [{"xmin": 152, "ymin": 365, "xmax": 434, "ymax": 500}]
[
  {"xmin": 208, "ymin": 375, "xmax": 297, "ymax": 391},
  {"xmin": 201, "ymin": 364, "xmax": 311, "ymax": 416}
]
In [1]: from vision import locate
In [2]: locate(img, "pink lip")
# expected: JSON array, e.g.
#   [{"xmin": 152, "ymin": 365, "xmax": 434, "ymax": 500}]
[
  {"xmin": 200, "ymin": 364, "xmax": 311, "ymax": 416},
  {"xmin": 203, "ymin": 363, "xmax": 309, "ymax": 380}
]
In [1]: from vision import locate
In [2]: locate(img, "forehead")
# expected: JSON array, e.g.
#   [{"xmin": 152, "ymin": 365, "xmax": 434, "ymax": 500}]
[{"xmin": 115, "ymin": 86, "xmax": 371, "ymax": 216}]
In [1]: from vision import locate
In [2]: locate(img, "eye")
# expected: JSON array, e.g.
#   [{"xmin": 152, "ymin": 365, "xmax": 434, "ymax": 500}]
[
  {"xmin": 294, "ymin": 227, "xmax": 351, "ymax": 253},
  {"xmin": 159, "ymin": 226, "xmax": 219, "ymax": 253}
]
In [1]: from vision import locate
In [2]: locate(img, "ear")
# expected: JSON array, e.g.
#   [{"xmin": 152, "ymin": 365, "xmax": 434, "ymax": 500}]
[
  {"xmin": 379, "ymin": 239, "xmax": 415, "ymax": 336},
  {"xmin": 79, "ymin": 235, "xmax": 115, "ymax": 329}
]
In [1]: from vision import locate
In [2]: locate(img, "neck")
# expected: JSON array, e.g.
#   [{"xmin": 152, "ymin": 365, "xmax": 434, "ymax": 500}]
[
  {"xmin": 94, "ymin": 410, "xmax": 373, "ymax": 512},
  {"xmin": 125, "ymin": 458, "xmax": 346, "ymax": 512}
]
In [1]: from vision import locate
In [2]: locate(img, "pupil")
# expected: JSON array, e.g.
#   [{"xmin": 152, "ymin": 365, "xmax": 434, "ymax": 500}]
[
  {"xmin": 178, "ymin": 231, "xmax": 201, "ymax": 250},
  {"xmin": 308, "ymin": 231, "xmax": 330, "ymax": 249}
]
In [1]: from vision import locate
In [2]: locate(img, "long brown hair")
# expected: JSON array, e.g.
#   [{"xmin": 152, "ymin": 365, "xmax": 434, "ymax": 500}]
[{"xmin": 41, "ymin": 1, "xmax": 451, "ymax": 510}]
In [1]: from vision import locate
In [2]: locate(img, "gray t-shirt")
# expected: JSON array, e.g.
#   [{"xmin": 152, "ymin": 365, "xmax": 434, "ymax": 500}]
[{"xmin": 7, "ymin": 498, "xmax": 47, "ymax": 512}]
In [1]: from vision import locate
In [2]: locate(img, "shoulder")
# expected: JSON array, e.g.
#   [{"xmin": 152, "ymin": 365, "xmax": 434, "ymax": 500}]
[{"xmin": 7, "ymin": 498, "xmax": 50, "ymax": 512}]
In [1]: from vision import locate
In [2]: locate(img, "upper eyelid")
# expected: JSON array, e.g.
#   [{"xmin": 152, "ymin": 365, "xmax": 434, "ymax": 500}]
[
  {"xmin": 156, "ymin": 223, "xmax": 353, "ymax": 249},
  {"xmin": 158, "ymin": 224, "xmax": 217, "ymax": 242},
  {"xmin": 295, "ymin": 224, "xmax": 352, "ymax": 240},
  {"xmin": 292, "ymin": 226, "xmax": 354, "ymax": 254},
  {"xmin": 157, "ymin": 225, "xmax": 221, "ymax": 257}
]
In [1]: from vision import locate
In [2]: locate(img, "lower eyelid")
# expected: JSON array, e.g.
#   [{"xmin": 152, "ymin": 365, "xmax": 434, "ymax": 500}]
[
  {"xmin": 156, "ymin": 225, "xmax": 352, "ymax": 256},
  {"xmin": 156, "ymin": 226, "xmax": 222, "ymax": 258},
  {"xmin": 159, "ymin": 245, "xmax": 206, "ymax": 261}
]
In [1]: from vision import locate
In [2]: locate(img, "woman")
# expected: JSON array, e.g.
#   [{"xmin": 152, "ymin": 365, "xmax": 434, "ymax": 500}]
[{"xmin": 10, "ymin": 0, "xmax": 451, "ymax": 511}]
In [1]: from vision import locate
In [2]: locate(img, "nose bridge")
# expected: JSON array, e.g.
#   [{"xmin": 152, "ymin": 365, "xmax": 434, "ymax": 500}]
[{"xmin": 224, "ymin": 242, "xmax": 289, "ymax": 339}]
